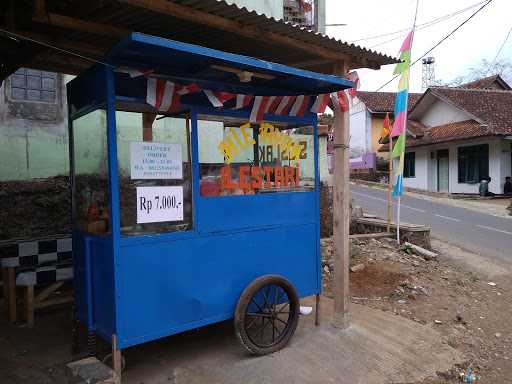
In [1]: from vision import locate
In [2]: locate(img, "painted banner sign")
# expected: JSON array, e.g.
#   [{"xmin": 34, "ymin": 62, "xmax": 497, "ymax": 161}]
[
  {"xmin": 130, "ymin": 142, "xmax": 182, "ymax": 179},
  {"xmin": 136, "ymin": 186, "xmax": 183, "ymax": 223}
]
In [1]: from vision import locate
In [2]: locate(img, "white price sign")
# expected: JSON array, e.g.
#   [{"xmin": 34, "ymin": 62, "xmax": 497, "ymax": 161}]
[
  {"xmin": 136, "ymin": 186, "xmax": 184, "ymax": 224},
  {"xmin": 130, "ymin": 142, "xmax": 182, "ymax": 180}
]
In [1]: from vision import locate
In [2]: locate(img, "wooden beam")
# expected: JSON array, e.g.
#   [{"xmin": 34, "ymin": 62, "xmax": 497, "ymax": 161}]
[
  {"xmin": 13, "ymin": 30, "xmax": 109, "ymax": 57},
  {"xmin": 33, "ymin": 12, "xmax": 129, "ymax": 39},
  {"xmin": 25, "ymin": 285, "xmax": 34, "ymax": 328},
  {"xmin": 118, "ymin": 0, "xmax": 349, "ymax": 62},
  {"xmin": 332, "ymin": 61, "xmax": 351, "ymax": 329},
  {"xmin": 3, "ymin": 267, "xmax": 17, "ymax": 323}
]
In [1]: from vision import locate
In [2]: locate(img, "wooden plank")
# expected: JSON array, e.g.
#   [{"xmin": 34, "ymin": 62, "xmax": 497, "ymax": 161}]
[
  {"xmin": 349, "ymin": 232, "xmax": 393, "ymax": 239},
  {"xmin": 331, "ymin": 62, "xmax": 351, "ymax": 329},
  {"xmin": 4, "ymin": 267, "xmax": 17, "ymax": 323},
  {"xmin": 35, "ymin": 281, "xmax": 64, "ymax": 304},
  {"xmin": 25, "ymin": 285, "xmax": 34, "ymax": 328},
  {"xmin": 34, "ymin": 296, "xmax": 74, "ymax": 309},
  {"xmin": 118, "ymin": 0, "xmax": 349, "ymax": 62},
  {"xmin": 33, "ymin": 12, "xmax": 129, "ymax": 39}
]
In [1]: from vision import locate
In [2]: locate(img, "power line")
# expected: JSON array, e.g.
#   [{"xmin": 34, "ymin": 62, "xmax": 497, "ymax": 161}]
[
  {"xmin": 349, "ymin": 0, "xmax": 487, "ymax": 44},
  {"xmin": 372, "ymin": 0, "xmax": 494, "ymax": 93},
  {"xmin": 0, "ymin": 28, "xmax": 112, "ymax": 67},
  {"xmin": 489, "ymin": 25, "xmax": 512, "ymax": 66}
]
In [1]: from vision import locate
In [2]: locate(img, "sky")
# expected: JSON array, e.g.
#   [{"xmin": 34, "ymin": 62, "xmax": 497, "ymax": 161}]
[{"xmin": 325, "ymin": 0, "xmax": 512, "ymax": 92}]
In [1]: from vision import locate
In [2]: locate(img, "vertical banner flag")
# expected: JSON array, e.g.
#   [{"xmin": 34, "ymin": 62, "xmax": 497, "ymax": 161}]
[
  {"xmin": 379, "ymin": 112, "xmax": 391, "ymax": 142},
  {"xmin": 391, "ymin": 31, "xmax": 413, "ymax": 197}
]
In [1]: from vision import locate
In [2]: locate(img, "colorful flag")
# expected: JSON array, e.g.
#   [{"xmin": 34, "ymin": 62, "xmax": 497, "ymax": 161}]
[
  {"xmin": 146, "ymin": 78, "xmax": 178, "ymax": 112},
  {"xmin": 274, "ymin": 96, "xmax": 296, "ymax": 115},
  {"xmin": 250, "ymin": 96, "xmax": 271, "ymax": 122},
  {"xmin": 203, "ymin": 90, "xmax": 236, "ymax": 107},
  {"xmin": 233, "ymin": 94, "xmax": 253, "ymax": 109},
  {"xmin": 289, "ymin": 95, "xmax": 310, "ymax": 117},
  {"xmin": 310, "ymin": 94, "xmax": 331, "ymax": 114},
  {"xmin": 390, "ymin": 30, "xmax": 414, "ymax": 197},
  {"xmin": 379, "ymin": 113, "xmax": 391, "ymax": 141},
  {"xmin": 346, "ymin": 71, "xmax": 360, "ymax": 99},
  {"xmin": 330, "ymin": 91, "xmax": 349, "ymax": 112}
]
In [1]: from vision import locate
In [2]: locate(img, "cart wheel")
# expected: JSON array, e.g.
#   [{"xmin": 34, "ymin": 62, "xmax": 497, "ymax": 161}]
[{"xmin": 234, "ymin": 275, "xmax": 300, "ymax": 355}]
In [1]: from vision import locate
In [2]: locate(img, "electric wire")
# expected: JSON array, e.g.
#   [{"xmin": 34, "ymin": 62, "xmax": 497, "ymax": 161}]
[
  {"xmin": 349, "ymin": 0, "xmax": 487, "ymax": 44},
  {"xmin": 372, "ymin": 0, "xmax": 494, "ymax": 93},
  {"xmin": 489, "ymin": 24, "xmax": 512, "ymax": 67},
  {"xmin": 0, "ymin": 27, "xmax": 113, "ymax": 67}
]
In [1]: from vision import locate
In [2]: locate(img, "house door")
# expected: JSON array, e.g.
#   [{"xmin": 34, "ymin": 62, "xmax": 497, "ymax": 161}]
[{"xmin": 437, "ymin": 149, "xmax": 449, "ymax": 192}]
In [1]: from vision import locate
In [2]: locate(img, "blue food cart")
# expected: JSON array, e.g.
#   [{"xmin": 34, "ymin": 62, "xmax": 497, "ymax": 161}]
[{"xmin": 67, "ymin": 32, "xmax": 351, "ymax": 373}]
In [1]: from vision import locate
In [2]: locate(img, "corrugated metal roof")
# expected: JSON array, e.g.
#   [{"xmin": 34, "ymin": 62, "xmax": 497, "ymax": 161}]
[
  {"xmin": 169, "ymin": 0, "xmax": 397, "ymax": 67},
  {"xmin": 1, "ymin": 0, "xmax": 397, "ymax": 79}
]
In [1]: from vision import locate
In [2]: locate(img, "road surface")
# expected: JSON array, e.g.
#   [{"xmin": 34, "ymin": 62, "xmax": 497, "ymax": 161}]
[{"xmin": 351, "ymin": 184, "xmax": 512, "ymax": 265}]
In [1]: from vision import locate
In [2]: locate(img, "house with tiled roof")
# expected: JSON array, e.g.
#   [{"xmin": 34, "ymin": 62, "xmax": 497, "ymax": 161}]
[
  {"xmin": 349, "ymin": 91, "xmax": 422, "ymax": 158},
  {"xmin": 391, "ymin": 76, "xmax": 512, "ymax": 194}
]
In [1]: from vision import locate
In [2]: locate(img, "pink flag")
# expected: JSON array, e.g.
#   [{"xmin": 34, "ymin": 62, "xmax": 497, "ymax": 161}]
[
  {"xmin": 310, "ymin": 94, "xmax": 330, "ymax": 114},
  {"xmin": 390, "ymin": 111, "xmax": 407, "ymax": 137},
  {"xmin": 400, "ymin": 31, "xmax": 413, "ymax": 52}
]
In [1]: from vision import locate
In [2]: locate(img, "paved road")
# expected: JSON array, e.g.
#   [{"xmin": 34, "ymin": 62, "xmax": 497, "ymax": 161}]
[{"xmin": 351, "ymin": 184, "xmax": 512, "ymax": 265}]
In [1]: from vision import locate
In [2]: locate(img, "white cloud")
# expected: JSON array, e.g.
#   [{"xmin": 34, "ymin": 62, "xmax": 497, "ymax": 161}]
[{"xmin": 326, "ymin": 0, "xmax": 512, "ymax": 92}]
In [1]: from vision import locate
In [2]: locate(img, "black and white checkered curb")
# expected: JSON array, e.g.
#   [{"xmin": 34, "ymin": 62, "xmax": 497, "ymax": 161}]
[{"xmin": 0, "ymin": 238, "xmax": 73, "ymax": 286}]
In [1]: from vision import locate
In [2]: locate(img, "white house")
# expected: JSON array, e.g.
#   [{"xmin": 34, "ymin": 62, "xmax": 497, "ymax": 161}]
[{"xmin": 394, "ymin": 75, "xmax": 512, "ymax": 195}]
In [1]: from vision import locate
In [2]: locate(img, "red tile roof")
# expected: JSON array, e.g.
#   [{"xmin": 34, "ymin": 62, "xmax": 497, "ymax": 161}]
[
  {"xmin": 407, "ymin": 120, "xmax": 490, "ymax": 147},
  {"xmin": 378, "ymin": 120, "xmax": 490, "ymax": 151},
  {"xmin": 429, "ymin": 87, "xmax": 512, "ymax": 135},
  {"xmin": 458, "ymin": 74, "xmax": 511, "ymax": 90},
  {"xmin": 356, "ymin": 91, "xmax": 423, "ymax": 113}
]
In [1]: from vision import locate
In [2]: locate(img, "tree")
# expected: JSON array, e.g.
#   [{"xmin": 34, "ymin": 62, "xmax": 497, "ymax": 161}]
[{"xmin": 444, "ymin": 59, "xmax": 512, "ymax": 86}]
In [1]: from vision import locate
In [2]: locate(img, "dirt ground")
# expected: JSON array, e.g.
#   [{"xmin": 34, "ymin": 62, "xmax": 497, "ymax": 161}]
[{"xmin": 321, "ymin": 237, "xmax": 512, "ymax": 383}]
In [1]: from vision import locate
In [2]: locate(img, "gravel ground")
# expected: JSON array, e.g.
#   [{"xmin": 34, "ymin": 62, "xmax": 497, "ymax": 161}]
[{"xmin": 320, "ymin": 237, "xmax": 512, "ymax": 384}]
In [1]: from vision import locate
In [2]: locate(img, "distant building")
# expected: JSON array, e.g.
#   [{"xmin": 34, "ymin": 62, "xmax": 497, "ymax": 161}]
[
  {"xmin": 380, "ymin": 75, "xmax": 512, "ymax": 194},
  {"xmin": 349, "ymin": 91, "xmax": 422, "ymax": 158}
]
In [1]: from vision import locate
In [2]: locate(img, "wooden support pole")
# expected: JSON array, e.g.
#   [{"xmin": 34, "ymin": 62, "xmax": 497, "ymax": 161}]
[
  {"xmin": 25, "ymin": 285, "xmax": 34, "ymax": 328},
  {"xmin": 111, "ymin": 335, "xmax": 122, "ymax": 379},
  {"xmin": 4, "ymin": 267, "xmax": 17, "ymax": 323},
  {"xmin": 314, "ymin": 294, "xmax": 320, "ymax": 326},
  {"xmin": 332, "ymin": 62, "xmax": 351, "ymax": 329},
  {"xmin": 143, "ymin": 113, "xmax": 156, "ymax": 142}
]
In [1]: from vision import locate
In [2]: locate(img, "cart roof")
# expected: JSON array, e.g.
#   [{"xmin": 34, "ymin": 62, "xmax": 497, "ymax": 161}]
[{"xmin": 106, "ymin": 33, "xmax": 353, "ymax": 96}]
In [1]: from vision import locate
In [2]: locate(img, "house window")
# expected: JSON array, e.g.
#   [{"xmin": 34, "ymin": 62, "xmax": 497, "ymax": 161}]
[
  {"xmin": 404, "ymin": 152, "xmax": 415, "ymax": 178},
  {"xmin": 10, "ymin": 68, "xmax": 57, "ymax": 103},
  {"xmin": 458, "ymin": 144, "xmax": 489, "ymax": 183}
]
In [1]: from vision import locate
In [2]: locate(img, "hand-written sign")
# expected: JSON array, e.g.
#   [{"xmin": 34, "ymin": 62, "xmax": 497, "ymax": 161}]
[
  {"xmin": 130, "ymin": 142, "xmax": 182, "ymax": 180},
  {"xmin": 136, "ymin": 186, "xmax": 183, "ymax": 223},
  {"xmin": 217, "ymin": 123, "xmax": 303, "ymax": 163}
]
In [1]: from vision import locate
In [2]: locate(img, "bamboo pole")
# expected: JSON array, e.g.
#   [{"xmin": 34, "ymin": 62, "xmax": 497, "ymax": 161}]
[{"xmin": 387, "ymin": 136, "xmax": 393, "ymax": 232}]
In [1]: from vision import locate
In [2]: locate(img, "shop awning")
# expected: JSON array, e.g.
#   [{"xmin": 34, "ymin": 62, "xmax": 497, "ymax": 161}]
[{"xmin": 107, "ymin": 33, "xmax": 353, "ymax": 96}]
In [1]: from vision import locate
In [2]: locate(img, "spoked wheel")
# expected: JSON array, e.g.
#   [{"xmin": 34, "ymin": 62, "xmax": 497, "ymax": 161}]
[{"xmin": 234, "ymin": 275, "xmax": 300, "ymax": 355}]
